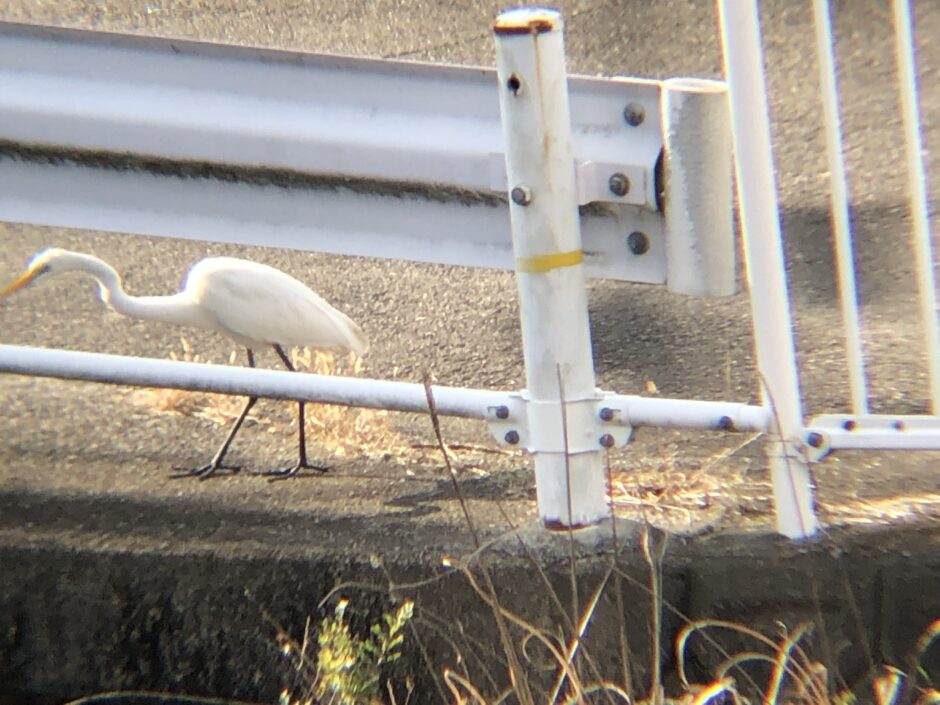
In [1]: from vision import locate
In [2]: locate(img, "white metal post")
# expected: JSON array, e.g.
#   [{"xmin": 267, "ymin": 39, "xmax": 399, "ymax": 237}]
[
  {"xmin": 812, "ymin": 0, "xmax": 869, "ymax": 414},
  {"xmin": 892, "ymin": 0, "xmax": 940, "ymax": 412},
  {"xmin": 661, "ymin": 78, "xmax": 735, "ymax": 297},
  {"xmin": 493, "ymin": 8, "xmax": 609, "ymax": 528},
  {"xmin": 717, "ymin": 0, "xmax": 819, "ymax": 538}
]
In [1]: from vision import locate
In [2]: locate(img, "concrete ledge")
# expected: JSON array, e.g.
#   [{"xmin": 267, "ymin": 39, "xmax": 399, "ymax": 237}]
[{"xmin": 3, "ymin": 482, "xmax": 939, "ymax": 704}]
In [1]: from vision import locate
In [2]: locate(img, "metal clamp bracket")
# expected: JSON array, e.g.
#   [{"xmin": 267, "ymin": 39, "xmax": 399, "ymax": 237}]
[{"xmin": 486, "ymin": 390, "xmax": 634, "ymax": 453}]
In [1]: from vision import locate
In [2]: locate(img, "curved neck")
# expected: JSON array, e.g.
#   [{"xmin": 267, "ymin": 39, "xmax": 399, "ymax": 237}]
[{"xmin": 75, "ymin": 254, "xmax": 203, "ymax": 327}]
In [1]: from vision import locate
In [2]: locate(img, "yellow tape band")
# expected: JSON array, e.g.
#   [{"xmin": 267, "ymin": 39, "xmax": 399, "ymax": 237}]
[{"xmin": 515, "ymin": 249, "xmax": 584, "ymax": 274}]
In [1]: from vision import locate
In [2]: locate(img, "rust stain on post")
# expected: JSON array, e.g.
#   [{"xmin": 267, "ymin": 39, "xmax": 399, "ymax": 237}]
[{"xmin": 493, "ymin": 10, "xmax": 555, "ymax": 36}]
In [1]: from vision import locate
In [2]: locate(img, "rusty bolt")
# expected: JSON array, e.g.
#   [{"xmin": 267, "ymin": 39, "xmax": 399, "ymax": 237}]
[
  {"xmin": 842, "ymin": 419, "xmax": 857, "ymax": 431},
  {"xmin": 511, "ymin": 185, "xmax": 532, "ymax": 206},
  {"xmin": 806, "ymin": 432, "xmax": 824, "ymax": 449},
  {"xmin": 504, "ymin": 430, "xmax": 520, "ymax": 445},
  {"xmin": 507, "ymin": 74, "xmax": 522, "ymax": 95},
  {"xmin": 893, "ymin": 420, "xmax": 905, "ymax": 431},
  {"xmin": 599, "ymin": 433, "xmax": 615, "ymax": 448},
  {"xmin": 627, "ymin": 231, "xmax": 650, "ymax": 255},
  {"xmin": 608, "ymin": 173, "xmax": 630, "ymax": 197},
  {"xmin": 599, "ymin": 407, "xmax": 614, "ymax": 422},
  {"xmin": 624, "ymin": 102, "xmax": 645, "ymax": 127},
  {"xmin": 494, "ymin": 405, "xmax": 510, "ymax": 420},
  {"xmin": 717, "ymin": 415, "xmax": 734, "ymax": 431}
]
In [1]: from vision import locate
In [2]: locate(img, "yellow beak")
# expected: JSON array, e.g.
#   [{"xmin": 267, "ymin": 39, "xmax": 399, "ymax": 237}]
[{"xmin": 0, "ymin": 268, "xmax": 42, "ymax": 298}]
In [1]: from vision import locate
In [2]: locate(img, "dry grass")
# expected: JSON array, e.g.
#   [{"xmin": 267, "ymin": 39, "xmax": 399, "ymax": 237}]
[
  {"xmin": 133, "ymin": 338, "xmax": 405, "ymax": 460},
  {"xmin": 606, "ymin": 433, "xmax": 761, "ymax": 534},
  {"xmin": 290, "ymin": 347, "xmax": 402, "ymax": 461},
  {"xmin": 133, "ymin": 339, "xmax": 248, "ymax": 425}
]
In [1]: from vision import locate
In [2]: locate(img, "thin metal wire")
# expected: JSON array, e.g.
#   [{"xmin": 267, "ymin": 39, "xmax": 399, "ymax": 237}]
[
  {"xmin": 812, "ymin": 0, "xmax": 869, "ymax": 414},
  {"xmin": 893, "ymin": 0, "xmax": 940, "ymax": 412}
]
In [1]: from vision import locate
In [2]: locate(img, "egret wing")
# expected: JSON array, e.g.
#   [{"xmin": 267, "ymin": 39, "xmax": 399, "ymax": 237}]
[{"xmin": 185, "ymin": 258, "xmax": 368, "ymax": 354}]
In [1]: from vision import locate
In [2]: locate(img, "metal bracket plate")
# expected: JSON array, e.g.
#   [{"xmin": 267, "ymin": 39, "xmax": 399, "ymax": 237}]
[{"xmin": 486, "ymin": 391, "xmax": 633, "ymax": 453}]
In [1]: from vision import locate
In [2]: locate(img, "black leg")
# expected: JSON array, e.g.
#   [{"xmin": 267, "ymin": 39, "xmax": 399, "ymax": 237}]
[
  {"xmin": 260, "ymin": 344, "xmax": 329, "ymax": 481},
  {"xmin": 172, "ymin": 348, "xmax": 257, "ymax": 480}
]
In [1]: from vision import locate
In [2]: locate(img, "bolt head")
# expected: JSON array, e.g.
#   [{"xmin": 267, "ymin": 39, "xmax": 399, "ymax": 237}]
[
  {"xmin": 599, "ymin": 433, "xmax": 615, "ymax": 448},
  {"xmin": 510, "ymin": 186, "xmax": 532, "ymax": 206},
  {"xmin": 608, "ymin": 173, "xmax": 630, "ymax": 197},
  {"xmin": 627, "ymin": 231, "xmax": 650, "ymax": 255},
  {"xmin": 624, "ymin": 102, "xmax": 645, "ymax": 127},
  {"xmin": 806, "ymin": 431, "xmax": 824, "ymax": 448},
  {"xmin": 504, "ymin": 430, "xmax": 520, "ymax": 445},
  {"xmin": 599, "ymin": 407, "xmax": 614, "ymax": 422},
  {"xmin": 494, "ymin": 405, "xmax": 510, "ymax": 420}
]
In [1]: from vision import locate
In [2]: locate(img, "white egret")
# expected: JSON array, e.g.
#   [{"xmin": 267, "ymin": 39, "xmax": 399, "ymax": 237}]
[{"xmin": 0, "ymin": 248, "xmax": 369, "ymax": 480}]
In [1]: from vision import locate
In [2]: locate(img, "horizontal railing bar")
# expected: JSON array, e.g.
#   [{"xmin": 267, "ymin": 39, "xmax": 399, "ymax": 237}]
[
  {"xmin": 822, "ymin": 431, "xmax": 940, "ymax": 451},
  {"xmin": 604, "ymin": 395, "xmax": 770, "ymax": 432},
  {"xmin": 0, "ymin": 344, "xmax": 505, "ymax": 418},
  {"xmin": 0, "ymin": 344, "xmax": 770, "ymax": 433}
]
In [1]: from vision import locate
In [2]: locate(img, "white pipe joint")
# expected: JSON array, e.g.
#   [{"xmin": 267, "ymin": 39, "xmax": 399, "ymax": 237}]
[
  {"xmin": 661, "ymin": 78, "xmax": 735, "ymax": 297},
  {"xmin": 494, "ymin": 7, "xmax": 609, "ymax": 529}
]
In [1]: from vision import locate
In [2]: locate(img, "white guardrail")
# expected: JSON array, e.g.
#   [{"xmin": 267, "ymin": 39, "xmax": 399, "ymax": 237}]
[{"xmin": 0, "ymin": 17, "xmax": 732, "ymax": 290}]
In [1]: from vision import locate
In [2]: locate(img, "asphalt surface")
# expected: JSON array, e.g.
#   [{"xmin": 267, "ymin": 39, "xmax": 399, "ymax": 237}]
[{"xmin": 0, "ymin": 0, "xmax": 939, "ymax": 549}]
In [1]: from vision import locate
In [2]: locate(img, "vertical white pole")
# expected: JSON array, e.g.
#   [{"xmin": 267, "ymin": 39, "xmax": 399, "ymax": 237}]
[
  {"xmin": 716, "ymin": 0, "xmax": 819, "ymax": 538},
  {"xmin": 892, "ymin": 0, "xmax": 940, "ymax": 412},
  {"xmin": 493, "ymin": 8, "xmax": 608, "ymax": 528},
  {"xmin": 812, "ymin": 0, "xmax": 869, "ymax": 414}
]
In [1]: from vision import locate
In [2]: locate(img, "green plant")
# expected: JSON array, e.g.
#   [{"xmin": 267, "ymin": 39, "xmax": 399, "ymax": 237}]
[{"xmin": 279, "ymin": 598, "xmax": 414, "ymax": 705}]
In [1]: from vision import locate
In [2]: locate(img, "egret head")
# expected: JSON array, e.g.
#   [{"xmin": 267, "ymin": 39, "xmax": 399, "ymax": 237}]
[{"xmin": 0, "ymin": 248, "xmax": 70, "ymax": 298}]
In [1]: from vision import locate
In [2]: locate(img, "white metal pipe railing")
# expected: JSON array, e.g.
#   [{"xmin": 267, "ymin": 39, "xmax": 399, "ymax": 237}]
[
  {"xmin": 609, "ymin": 397, "xmax": 768, "ymax": 432},
  {"xmin": 0, "ymin": 344, "xmax": 506, "ymax": 418},
  {"xmin": 811, "ymin": 0, "xmax": 869, "ymax": 414},
  {"xmin": 892, "ymin": 0, "xmax": 940, "ymax": 412},
  {"xmin": 0, "ymin": 344, "xmax": 770, "ymax": 432},
  {"xmin": 717, "ymin": 0, "xmax": 819, "ymax": 538}
]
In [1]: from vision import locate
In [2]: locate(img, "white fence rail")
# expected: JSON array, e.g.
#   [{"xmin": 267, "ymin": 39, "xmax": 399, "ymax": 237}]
[
  {"xmin": 717, "ymin": 0, "xmax": 938, "ymax": 536},
  {"xmin": 0, "ymin": 345, "xmax": 770, "ymax": 433}
]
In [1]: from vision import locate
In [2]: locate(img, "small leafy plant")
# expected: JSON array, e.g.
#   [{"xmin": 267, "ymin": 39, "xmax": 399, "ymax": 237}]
[{"xmin": 279, "ymin": 598, "xmax": 414, "ymax": 705}]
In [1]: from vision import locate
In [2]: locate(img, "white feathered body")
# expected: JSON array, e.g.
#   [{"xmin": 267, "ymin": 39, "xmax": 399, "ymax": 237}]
[{"xmin": 182, "ymin": 257, "xmax": 368, "ymax": 355}]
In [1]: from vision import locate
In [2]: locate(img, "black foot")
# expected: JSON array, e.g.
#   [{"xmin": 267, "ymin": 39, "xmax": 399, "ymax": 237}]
[
  {"xmin": 257, "ymin": 461, "xmax": 330, "ymax": 482},
  {"xmin": 170, "ymin": 462, "xmax": 242, "ymax": 481}
]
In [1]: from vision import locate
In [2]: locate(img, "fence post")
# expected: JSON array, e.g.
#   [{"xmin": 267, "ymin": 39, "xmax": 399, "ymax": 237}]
[
  {"xmin": 493, "ymin": 8, "xmax": 609, "ymax": 528},
  {"xmin": 717, "ymin": 0, "xmax": 819, "ymax": 538}
]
